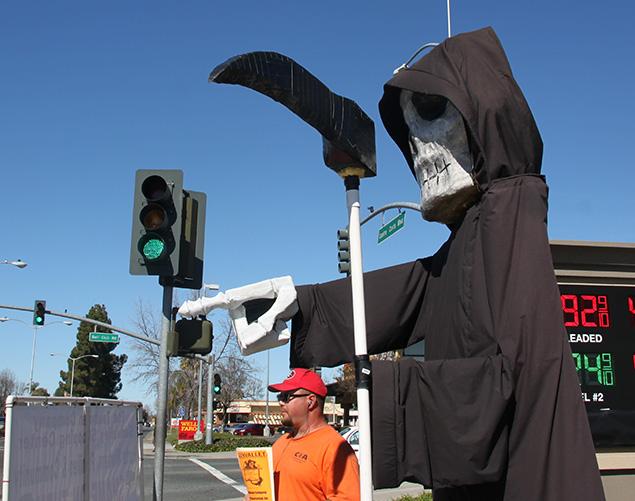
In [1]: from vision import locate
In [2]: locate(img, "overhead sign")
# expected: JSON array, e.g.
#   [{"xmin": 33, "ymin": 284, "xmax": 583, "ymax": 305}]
[
  {"xmin": 89, "ymin": 332, "xmax": 120, "ymax": 343},
  {"xmin": 378, "ymin": 212, "xmax": 405, "ymax": 244}
]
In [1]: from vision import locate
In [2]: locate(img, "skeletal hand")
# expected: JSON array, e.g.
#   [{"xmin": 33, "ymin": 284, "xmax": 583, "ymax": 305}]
[{"xmin": 178, "ymin": 276, "xmax": 298, "ymax": 355}]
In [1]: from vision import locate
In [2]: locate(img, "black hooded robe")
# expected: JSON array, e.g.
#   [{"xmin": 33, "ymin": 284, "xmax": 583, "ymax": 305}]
[{"xmin": 289, "ymin": 28, "xmax": 605, "ymax": 500}]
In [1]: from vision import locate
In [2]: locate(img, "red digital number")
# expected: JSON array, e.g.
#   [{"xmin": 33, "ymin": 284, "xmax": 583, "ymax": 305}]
[
  {"xmin": 580, "ymin": 295, "xmax": 598, "ymax": 327},
  {"xmin": 561, "ymin": 294, "xmax": 579, "ymax": 327},
  {"xmin": 629, "ymin": 297, "xmax": 635, "ymax": 317}
]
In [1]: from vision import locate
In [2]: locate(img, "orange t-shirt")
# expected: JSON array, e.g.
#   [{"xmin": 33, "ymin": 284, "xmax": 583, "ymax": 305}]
[{"xmin": 272, "ymin": 425, "xmax": 360, "ymax": 501}]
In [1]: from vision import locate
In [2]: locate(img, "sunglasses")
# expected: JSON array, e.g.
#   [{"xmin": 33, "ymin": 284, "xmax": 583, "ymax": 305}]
[{"xmin": 277, "ymin": 392, "xmax": 312, "ymax": 403}]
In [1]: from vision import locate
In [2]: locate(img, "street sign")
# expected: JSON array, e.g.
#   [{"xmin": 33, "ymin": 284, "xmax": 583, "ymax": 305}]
[
  {"xmin": 89, "ymin": 332, "xmax": 120, "ymax": 343},
  {"xmin": 378, "ymin": 212, "xmax": 405, "ymax": 244}
]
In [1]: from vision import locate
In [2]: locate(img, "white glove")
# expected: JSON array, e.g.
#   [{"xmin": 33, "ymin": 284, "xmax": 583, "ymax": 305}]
[{"xmin": 177, "ymin": 276, "xmax": 298, "ymax": 355}]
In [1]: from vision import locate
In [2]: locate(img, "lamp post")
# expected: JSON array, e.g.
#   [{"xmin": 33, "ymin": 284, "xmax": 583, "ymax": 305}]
[
  {"xmin": 0, "ymin": 317, "xmax": 73, "ymax": 394},
  {"xmin": 51, "ymin": 353, "xmax": 98, "ymax": 397},
  {"xmin": 1, "ymin": 259, "xmax": 28, "ymax": 269}
]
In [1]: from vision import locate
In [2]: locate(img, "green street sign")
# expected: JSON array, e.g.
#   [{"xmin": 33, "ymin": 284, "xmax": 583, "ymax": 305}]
[
  {"xmin": 378, "ymin": 212, "xmax": 406, "ymax": 244},
  {"xmin": 89, "ymin": 332, "xmax": 120, "ymax": 343}
]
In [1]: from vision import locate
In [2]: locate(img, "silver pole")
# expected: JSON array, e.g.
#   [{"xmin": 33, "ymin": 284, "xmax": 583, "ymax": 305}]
[
  {"xmin": 205, "ymin": 355, "xmax": 214, "ymax": 445},
  {"xmin": 153, "ymin": 285, "xmax": 173, "ymax": 501},
  {"xmin": 332, "ymin": 396, "xmax": 336, "ymax": 425},
  {"xmin": 264, "ymin": 350, "xmax": 270, "ymax": 436},
  {"xmin": 343, "ymin": 177, "xmax": 373, "ymax": 500},
  {"xmin": 27, "ymin": 326, "xmax": 38, "ymax": 395},
  {"xmin": 70, "ymin": 358, "xmax": 77, "ymax": 397},
  {"xmin": 348, "ymin": 199, "xmax": 373, "ymax": 501},
  {"xmin": 195, "ymin": 358, "xmax": 203, "ymax": 440},
  {"xmin": 447, "ymin": 0, "xmax": 452, "ymax": 38}
]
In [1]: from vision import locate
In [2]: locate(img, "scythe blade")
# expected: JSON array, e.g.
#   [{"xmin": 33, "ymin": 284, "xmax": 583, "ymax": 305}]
[{"xmin": 210, "ymin": 51, "xmax": 376, "ymax": 178}]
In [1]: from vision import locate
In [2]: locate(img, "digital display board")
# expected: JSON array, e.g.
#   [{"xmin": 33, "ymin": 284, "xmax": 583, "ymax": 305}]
[{"xmin": 560, "ymin": 283, "xmax": 635, "ymax": 446}]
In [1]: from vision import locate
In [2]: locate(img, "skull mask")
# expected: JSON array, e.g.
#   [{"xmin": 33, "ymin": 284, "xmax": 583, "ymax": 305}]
[{"xmin": 400, "ymin": 90, "xmax": 480, "ymax": 224}]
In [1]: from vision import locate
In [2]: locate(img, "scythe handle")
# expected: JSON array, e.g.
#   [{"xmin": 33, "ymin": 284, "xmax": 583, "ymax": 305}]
[{"xmin": 346, "ymin": 182, "xmax": 373, "ymax": 501}]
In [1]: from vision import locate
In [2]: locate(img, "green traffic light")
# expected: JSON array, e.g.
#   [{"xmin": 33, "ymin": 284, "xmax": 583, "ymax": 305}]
[
  {"xmin": 142, "ymin": 237, "xmax": 166, "ymax": 261},
  {"xmin": 35, "ymin": 316, "xmax": 43, "ymax": 325},
  {"xmin": 214, "ymin": 385, "xmax": 221, "ymax": 394}
]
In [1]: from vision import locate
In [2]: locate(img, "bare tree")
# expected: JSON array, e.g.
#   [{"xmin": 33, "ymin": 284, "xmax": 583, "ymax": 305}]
[
  {"xmin": 128, "ymin": 299, "xmax": 262, "ymax": 420},
  {"xmin": 0, "ymin": 369, "xmax": 22, "ymax": 410}
]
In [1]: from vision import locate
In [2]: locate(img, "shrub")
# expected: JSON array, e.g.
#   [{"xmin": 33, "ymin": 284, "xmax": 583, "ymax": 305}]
[
  {"xmin": 174, "ymin": 435, "xmax": 271, "ymax": 453},
  {"xmin": 394, "ymin": 494, "xmax": 433, "ymax": 501}
]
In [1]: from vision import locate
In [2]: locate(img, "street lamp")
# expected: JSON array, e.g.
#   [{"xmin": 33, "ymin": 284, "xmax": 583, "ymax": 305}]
[
  {"xmin": 0, "ymin": 317, "xmax": 73, "ymax": 395},
  {"xmin": 51, "ymin": 353, "xmax": 98, "ymax": 397},
  {"xmin": 203, "ymin": 283, "xmax": 220, "ymax": 297},
  {"xmin": 1, "ymin": 259, "xmax": 28, "ymax": 269}
]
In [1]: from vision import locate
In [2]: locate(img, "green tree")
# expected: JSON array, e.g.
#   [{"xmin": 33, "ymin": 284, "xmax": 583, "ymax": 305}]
[{"xmin": 54, "ymin": 304, "xmax": 127, "ymax": 398}]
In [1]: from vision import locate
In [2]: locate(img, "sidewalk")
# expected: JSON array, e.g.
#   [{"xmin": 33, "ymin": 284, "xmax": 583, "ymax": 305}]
[{"xmin": 217, "ymin": 482, "xmax": 427, "ymax": 501}]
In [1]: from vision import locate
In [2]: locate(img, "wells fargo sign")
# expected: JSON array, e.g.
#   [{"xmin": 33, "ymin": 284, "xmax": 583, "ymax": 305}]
[{"xmin": 178, "ymin": 419, "xmax": 204, "ymax": 440}]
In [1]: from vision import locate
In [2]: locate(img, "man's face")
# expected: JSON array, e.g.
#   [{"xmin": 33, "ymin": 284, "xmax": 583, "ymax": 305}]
[
  {"xmin": 400, "ymin": 90, "xmax": 479, "ymax": 224},
  {"xmin": 278, "ymin": 390, "xmax": 313, "ymax": 428}
]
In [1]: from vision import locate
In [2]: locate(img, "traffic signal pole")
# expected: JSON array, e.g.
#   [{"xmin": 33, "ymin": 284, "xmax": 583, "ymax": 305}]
[
  {"xmin": 153, "ymin": 284, "xmax": 173, "ymax": 501},
  {"xmin": 205, "ymin": 354, "xmax": 214, "ymax": 445}
]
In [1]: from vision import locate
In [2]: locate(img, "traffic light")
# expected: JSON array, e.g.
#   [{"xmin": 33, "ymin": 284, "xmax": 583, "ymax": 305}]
[
  {"xmin": 213, "ymin": 373, "xmax": 221, "ymax": 395},
  {"xmin": 166, "ymin": 318, "xmax": 213, "ymax": 357},
  {"xmin": 337, "ymin": 228, "xmax": 350, "ymax": 275},
  {"xmin": 160, "ymin": 190, "xmax": 207, "ymax": 290},
  {"xmin": 33, "ymin": 300, "xmax": 46, "ymax": 326},
  {"xmin": 130, "ymin": 170, "xmax": 184, "ymax": 277}
]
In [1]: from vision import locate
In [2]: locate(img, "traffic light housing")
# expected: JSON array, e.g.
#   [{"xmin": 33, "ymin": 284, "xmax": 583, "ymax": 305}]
[
  {"xmin": 337, "ymin": 228, "xmax": 351, "ymax": 275},
  {"xmin": 160, "ymin": 190, "xmax": 207, "ymax": 290},
  {"xmin": 166, "ymin": 318, "xmax": 213, "ymax": 357},
  {"xmin": 213, "ymin": 373, "xmax": 221, "ymax": 395},
  {"xmin": 33, "ymin": 300, "xmax": 46, "ymax": 326},
  {"xmin": 130, "ymin": 170, "xmax": 184, "ymax": 277}
]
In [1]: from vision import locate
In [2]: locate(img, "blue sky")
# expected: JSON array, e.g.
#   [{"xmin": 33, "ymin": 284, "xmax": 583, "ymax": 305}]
[{"xmin": 1, "ymin": 1, "xmax": 634, "ymax": 407}]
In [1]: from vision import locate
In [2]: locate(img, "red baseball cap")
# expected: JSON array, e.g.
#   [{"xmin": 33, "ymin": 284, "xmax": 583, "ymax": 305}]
[{"xmin": 268, "ymin": 368, "xmax": 327, "ymax": 398}]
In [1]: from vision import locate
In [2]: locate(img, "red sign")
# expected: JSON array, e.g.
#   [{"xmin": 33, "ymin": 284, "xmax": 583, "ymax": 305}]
[{"xmin": 178, "ymin": 419, "xmax": 205, "ymax": 440}]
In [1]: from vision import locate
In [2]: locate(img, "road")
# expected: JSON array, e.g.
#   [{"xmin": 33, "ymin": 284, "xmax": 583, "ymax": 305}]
[
  {"xmin": 142, "ymin": 454, "xmax": 246, "ymax": 501},
  {"xmin": 1, "ymin": 435, "xmax": 426, "ymax": 501}
]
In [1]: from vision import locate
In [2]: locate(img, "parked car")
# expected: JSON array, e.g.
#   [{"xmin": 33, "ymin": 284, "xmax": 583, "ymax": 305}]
[
  {"xmin": 225, "ymin": 423, "xmax": 248, "ymax": 434},
  {"xmin": 339, "ymin": 426, "xmax": 359, "ymax": 456},
  {"xmin": 232, "ymin": 423, "xmax": 266, "ymax": 436},
  {"xmin": 0, "ymin": 416, "xmax": 5, "ymax": 437}
]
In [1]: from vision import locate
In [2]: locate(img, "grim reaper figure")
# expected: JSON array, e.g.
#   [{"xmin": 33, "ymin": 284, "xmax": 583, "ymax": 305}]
[{"xmin": 181, "ymin": 28, "xmax": 605, "ymax": 500}]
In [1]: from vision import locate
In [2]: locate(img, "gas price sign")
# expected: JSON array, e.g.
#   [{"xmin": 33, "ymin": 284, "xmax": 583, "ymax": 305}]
[{"xmin": 560, "ymin": 284, "xmax": 635, "ymax": 443}]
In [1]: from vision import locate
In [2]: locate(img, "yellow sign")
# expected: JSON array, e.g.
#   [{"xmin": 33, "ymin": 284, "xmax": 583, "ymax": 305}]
[{"xmin": 236, "ymin": 447, "xmax": 275, "ymax": 501}]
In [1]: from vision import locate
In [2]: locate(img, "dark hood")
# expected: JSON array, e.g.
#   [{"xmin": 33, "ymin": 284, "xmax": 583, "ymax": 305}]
[{"xmin": 379, "ymin": 27, "xmax": 543, "ymax": 191}]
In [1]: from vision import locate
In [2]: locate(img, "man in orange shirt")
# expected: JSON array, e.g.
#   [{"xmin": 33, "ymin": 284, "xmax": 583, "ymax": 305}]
[{"xmin": 267, "ymin": 368, "xmax": 360, "ymax": 501}]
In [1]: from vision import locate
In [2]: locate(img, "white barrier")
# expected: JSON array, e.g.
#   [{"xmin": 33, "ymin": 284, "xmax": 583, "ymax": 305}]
[{"xmin": 2, "ymin": 396, "xmax": 144, "ymax": 501}]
